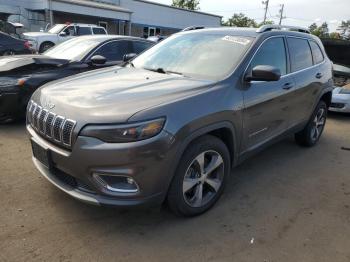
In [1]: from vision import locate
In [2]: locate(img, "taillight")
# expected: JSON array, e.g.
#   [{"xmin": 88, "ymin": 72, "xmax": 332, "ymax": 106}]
[{"xmin": 24, "ymin": 41, "xmax": 31, "ymax": 49}]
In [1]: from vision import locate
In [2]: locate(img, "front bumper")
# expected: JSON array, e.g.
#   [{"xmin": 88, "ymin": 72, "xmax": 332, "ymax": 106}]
[
  {"xmin": 0, "ymin": 90, "xmax": 20, "ymax": 122},
  {"xmin": 329, "ymin": 93, "xmax": 350, "ymax": 113},
  {"xmin": 28, "ymin": 125, "xmax": 177, "ymax": 207}
]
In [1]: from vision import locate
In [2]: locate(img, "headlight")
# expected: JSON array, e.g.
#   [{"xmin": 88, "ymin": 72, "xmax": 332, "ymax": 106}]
[
  {"xmin": 80, "ymin": 118, "xmax": 166, "ymax": 143},
  {"xmin": 0, "ymin": 77, "xmax": 27, "ymax": 87},
  {"xmin": 339, "ymin": 88, "xmax": 350, "ymax": 94}
]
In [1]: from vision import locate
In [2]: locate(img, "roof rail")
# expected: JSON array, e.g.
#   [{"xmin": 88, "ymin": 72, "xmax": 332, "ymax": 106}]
[
  {"xmin": 182, "ymin": 26, "xmax": 206, "ymax": 32},
  {"xmin": 256, "ymin": 25, "xmax": 310, "ymax": 34}
]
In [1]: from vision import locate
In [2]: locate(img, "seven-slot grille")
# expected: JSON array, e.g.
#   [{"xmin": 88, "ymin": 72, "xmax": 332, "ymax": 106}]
[{"xmin": 27, "ymin": 100, "xmax": 76, "ymax": 148}]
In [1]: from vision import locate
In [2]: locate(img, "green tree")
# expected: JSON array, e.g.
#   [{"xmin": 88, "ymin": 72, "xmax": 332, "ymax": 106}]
[
  {"xmin": 172, "ymin": 0, "xmax": 200, "ymax": 10},
  {"xmin": 258, "ymin": 20, "xmax": 274, "ymax": 27},
  {"xmin": 309, "ymin": 22, "xmax": 330, "ymax": 38},
  {"xmin": 338, "ymin": 20, "xmax": 350, "ymax": 40},
  {"xmin": 222, "ymin": 13, "xmax": 258, "ymax": 28}
]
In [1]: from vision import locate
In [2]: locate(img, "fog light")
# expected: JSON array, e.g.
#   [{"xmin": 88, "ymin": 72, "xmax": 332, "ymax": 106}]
[{"xmin": 92, "ymin": 173, "xmax": 139, "ymax": 193}]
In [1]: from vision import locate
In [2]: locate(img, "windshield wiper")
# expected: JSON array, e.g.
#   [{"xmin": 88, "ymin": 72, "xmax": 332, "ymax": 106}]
[{"xmin": 143, "ymin": 67, "xmax": 185, "ymax": 76}]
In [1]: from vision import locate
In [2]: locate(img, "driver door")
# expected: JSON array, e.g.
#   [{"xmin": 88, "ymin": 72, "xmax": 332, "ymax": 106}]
[{"xmin": 241, "ymin": 36, "xmax": 295, "ymax": 151}]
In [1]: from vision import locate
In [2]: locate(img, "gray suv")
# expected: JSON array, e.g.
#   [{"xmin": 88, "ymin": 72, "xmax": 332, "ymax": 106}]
[{"xmin": 27, "ymin": 25, "xmax": 333, "ymax": 216}]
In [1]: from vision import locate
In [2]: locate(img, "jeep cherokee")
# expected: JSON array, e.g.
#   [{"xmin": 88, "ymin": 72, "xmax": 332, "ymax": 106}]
[{"xmin": 27, "ymin": 25, "xmax": 333, "ymax": 216}]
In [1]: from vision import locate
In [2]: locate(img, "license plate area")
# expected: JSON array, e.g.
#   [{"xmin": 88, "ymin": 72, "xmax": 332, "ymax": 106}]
[{"xmin": 31, "ymin": 139, "xmax": 52, "ymax": 169}]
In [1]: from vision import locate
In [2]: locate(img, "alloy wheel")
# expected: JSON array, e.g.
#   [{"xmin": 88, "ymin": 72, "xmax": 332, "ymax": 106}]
[
  {"xmin": 311, "ymin": 108, "xmax": 326, "ymax": 141},
  {"xmin": 182, "ymin": 150, "xmax": 225, "ymax": 208}
]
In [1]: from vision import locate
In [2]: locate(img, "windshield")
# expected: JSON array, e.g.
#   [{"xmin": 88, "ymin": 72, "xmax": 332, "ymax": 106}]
[
  {"xmin": 44, "ymin": 37, "xmax": 103, "ymax": 61},
  {"xmin": 48, "ymin": 24, "xmax": 66, "ymax": 34},
  {"xmin": 132, "ymin": 32, "xmax": 253, "ymax": 80}
]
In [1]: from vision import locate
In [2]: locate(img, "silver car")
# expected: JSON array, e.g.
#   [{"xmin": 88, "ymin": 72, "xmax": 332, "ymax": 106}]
[{"xmin": 329, "ymin": 86, "xmax": 350, "ymax": 113}]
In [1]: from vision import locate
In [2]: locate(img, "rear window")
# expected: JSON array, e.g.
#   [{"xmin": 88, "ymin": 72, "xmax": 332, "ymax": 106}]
[
  {"xmin": 309, "ymin": 41, "xmax": 324, "ymax": 64},
  {"xmin": 287, "ymin": 38, "xmax": 313, "ymax": 72},
  {"xmin": 77, "ymin": 27, "xmax": 92, "ymax": 36},
  {"xmin": 93, "ymin": 27, "xmax": 106, "ymax": 35}
]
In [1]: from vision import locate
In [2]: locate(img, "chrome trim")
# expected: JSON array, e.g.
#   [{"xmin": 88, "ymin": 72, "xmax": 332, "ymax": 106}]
[
  {"xmin": 242, "ymin": 35, "xmax": 327, "ymax": 83},
  {"xmin": 27, "ymin": 100, "xmax": 76, "ymax": 148}
]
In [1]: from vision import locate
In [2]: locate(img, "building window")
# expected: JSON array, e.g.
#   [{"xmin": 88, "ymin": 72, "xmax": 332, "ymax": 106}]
[
  {"xmin": 98, "ymin": 21, "xmax": 108, "ymax": 31},
  {"xmin": 143, "ymin": 26, "xmax": 160, "ymax": 38}
]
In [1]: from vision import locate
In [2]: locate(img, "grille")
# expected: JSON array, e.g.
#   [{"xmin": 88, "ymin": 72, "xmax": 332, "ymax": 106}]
[
  {"xmin": 53, "ymin": 167, "xmax": 95, "ymax": 193},
  {"xmin": 27, "ymin": 100, "xmax": 76, "ymax": 148}
]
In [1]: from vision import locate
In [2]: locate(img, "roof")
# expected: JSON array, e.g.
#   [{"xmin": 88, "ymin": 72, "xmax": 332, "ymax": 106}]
[{"xmin": 133, "ymin": 0, "xmax": 222, "ymax": 18}]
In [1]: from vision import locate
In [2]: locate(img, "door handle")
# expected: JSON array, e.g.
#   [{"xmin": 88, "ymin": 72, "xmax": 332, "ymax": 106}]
[
  {"xmin": 282, "ymin": 82, "xmax": 294, "ymax": 90},
  {"xmin": 316, "ymin": 73, "xmax": 323, "ymax": 79}
]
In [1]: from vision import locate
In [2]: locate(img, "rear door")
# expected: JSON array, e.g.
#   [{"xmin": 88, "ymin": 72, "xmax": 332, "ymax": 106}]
[
  {"xmin": 242, "ymin": 36, "xmax": 296, "ymax": 150},
  {"xmin": 286, "ymin": 37, "xmax": 325, "ymax": 125}
]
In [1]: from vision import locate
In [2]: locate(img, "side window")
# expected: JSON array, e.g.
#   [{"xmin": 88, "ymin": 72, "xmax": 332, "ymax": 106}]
[
  {"xmin": 92, "ymin": 40, "xmax": 133, "ymax": 61},
  {"xmin": 63, "ymin": 26, "xmax": 75, "ymax": 36},
  {"xmin": 93, "ymin": 27, "xmax": 106, "ymax": 35},
  {"xmin": 251, "ymin": 37, "xmax": 287, "ymax": 75},
  {"xmin": 309, "ymin": 41, "xmax": 324, "ymax": 64},
  {"xmin": 287, "ymin": 38, "xmax": 313, "ymax": 72},
  {"xmin": 132, "ymin": 41, "xmax": 153, "ymax": 54},
  {"xmin": 77, "ymin": 27, "xmax": 92, "ymax": 36}
]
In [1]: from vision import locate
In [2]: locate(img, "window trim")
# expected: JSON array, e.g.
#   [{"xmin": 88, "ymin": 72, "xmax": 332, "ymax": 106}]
[
  {"xmin": 243, "ymin": 35, "xmax": 288, "ymax": 82},
  {"xmin": 249, "ymin": 36, "xmax": 288, "ymax": 76},
  {"xmin": 286, "ymin": 36, "xmax": 314, "ymax": 73},
  {"xmin": 308, "ymin": 40, "xmax": 325, "ymax": 65},
  {"xmin": 243, "ymin": 35, "xmax": 327, "ymax": 83}
]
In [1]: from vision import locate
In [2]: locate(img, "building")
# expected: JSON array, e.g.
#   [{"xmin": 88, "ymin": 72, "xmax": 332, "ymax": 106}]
[{"xmin": 0, "ymin": 0, "xmax": 222, "ymax": 37}]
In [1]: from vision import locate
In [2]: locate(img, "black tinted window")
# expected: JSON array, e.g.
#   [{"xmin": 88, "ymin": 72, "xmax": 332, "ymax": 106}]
[
  {"xmin": 93, "ymin": 27, "xmax": 106, "ymax": 35},
  {"xmin": 63, "ymin": 26, "xmax": 75, "ymax": 36},
  {"xmin": 77, "ymin": 27, "xmax": 91, "ymax": 36},
  {"xmin": 251, "ymin": 37, "xmax": 287, "ymax": 75},
  {"xmin": 309, "ymin": 41, "xmax": 324, "ymax": 64},
  {"xmin": 93, "ymin": 40, "xmax": 132, "ymax": 61},
  {"xmin": 132, "ymin": 41, "xmax": 153, "ymax": 54},
  {"xmin": 287, "ymin": 38, "xmax": 313, "ymax": 72}
]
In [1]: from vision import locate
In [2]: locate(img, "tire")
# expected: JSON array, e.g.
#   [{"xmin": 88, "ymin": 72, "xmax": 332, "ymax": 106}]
[
  {"xmin": 167, "ymin": 135, "xmax": 231, "ymax": 217},
  {"xmin": 295, "ymin": 100, "xmax": 327, "ymax": 147},
  {"xmin": 2, "ymin": 50, "xmax": 15, "ymax": 56},
  {"xmin": 39, "ymin": 42, "xmax": 54, "ymax": 53}
]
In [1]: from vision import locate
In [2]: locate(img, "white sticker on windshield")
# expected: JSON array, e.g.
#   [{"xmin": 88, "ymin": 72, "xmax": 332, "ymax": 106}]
[
  {"xmin": 222, "ymin": 36, "xmax": 251, "ymax": 45},
  {"xmin": 0, "ymin": 58, "xmax": 20, "ymax": 67}
]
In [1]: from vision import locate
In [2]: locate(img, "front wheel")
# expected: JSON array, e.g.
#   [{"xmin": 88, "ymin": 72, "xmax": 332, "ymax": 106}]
[
  {"xmin": 295, "ymin": 100, "xmax": 327, "ymax": 147},
  {"xmin": 39, "ymin": 42, "xmax": 54, "ymax": 53},
  {"xmin": 167, "ymin": 135, "xmax": 231, "ymax": 217}
]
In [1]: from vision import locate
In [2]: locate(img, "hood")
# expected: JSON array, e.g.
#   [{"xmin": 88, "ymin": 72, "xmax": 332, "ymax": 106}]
[
  {"xmin": 33, "ymin": 67, "xmax": 215, "ymax": 124},
  {"xmin": 0, "ymin": 55, "xmax": 70, "ymax": 73},
  {"xmin": 22, "ymin": 32, "xmax": 55, "ymax": 38}
]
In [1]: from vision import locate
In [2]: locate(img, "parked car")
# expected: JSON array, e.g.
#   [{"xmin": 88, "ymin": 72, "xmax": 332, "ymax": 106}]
[
  {"xmin": 22, "ymin": 23, "xmax": 107, "ymax": 53},
  {"xmin": 27, "ymin": 25, "xmax": 333, "ymax": 216},
  {"xmin": 147, "ymin": 35, "xmax": 166, "ymax": 43},
  {"xmin": 0, "ymin": 31, "xmax": 31, "ymax": 56},
  {"xmin": 329, "ymin": 64, "xmax": 350, "ymax": 113},
  {"xmin": 0, "ymin": 35, "xmax": 153, "ymax": 123}
]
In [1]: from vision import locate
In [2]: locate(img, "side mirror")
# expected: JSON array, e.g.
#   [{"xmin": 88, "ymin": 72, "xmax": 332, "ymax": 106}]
[
  {"xmin": 245, "ymin": 65, "xmax": 281, "ymax": 82},
  {"xmin": 59, "ymin": 31, "xmax": 67, "ymax": 37},
  {"xmin": 123, "ymin": 53, "xmax": 137, "ymax": 62},
  {"xmin": 90, "ymin": 55, "xmax": 107, "ymax": 65}
]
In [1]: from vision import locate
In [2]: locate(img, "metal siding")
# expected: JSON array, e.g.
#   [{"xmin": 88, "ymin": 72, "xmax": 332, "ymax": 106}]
[{"xmin": 121, "ymin": 0, "xmax": 221, "ymax": 29}]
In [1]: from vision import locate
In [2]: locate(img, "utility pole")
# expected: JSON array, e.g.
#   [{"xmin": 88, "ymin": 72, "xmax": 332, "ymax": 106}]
[
  {"xmin": 278, "ymin": 4, "xmax": 285, "ymax": 25},
  {"xmin": 262, "ymin": 0, "xmax": 269, "ymax": 23}
]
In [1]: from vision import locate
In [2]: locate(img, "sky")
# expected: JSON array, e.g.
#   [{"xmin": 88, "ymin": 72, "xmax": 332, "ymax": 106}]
[{"xmin": 149, "ymin": 0, "xmax": 350, "ymax": 32}]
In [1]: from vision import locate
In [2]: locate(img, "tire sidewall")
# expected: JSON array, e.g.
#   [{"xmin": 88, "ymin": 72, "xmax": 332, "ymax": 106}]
[
  {"xmin": 168, "ymin": 136, "xmax": 231, "ymax": 216},
  {"xmin": 306, "ymin": 101, "xmax": 327, "ymax": 145}
]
